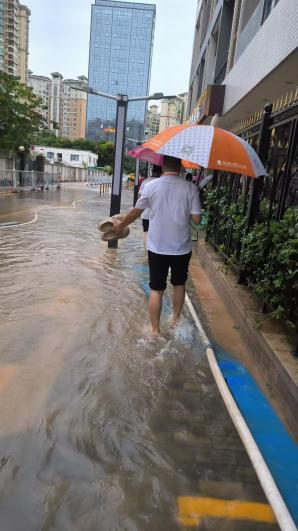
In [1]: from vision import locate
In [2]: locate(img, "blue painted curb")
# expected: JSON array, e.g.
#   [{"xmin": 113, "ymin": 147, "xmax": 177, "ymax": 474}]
[{"xmin": 214, "ymin": 345, "xmax": 298, "ymax": 527}]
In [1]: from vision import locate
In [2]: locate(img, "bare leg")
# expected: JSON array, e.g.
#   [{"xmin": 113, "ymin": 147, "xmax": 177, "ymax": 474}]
[
  {"xmin": 172, "ymin": 285, "xmax": 185, "ymax": 325},
  {"xmin": 149, "ymin": 289, "xmax": 164, "ymax": 335}
]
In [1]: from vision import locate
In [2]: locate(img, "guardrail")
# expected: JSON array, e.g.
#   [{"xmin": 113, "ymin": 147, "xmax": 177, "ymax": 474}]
[
  {"xmin": 0, "ymin": 170, "xmax": 59, "ymax": 192},
  {"xmin": 0, "ymin": 171, "xmax": 113, "ymax": 193},
  {"xmin": 87, "ymin": 175, "xmax": 112, "ymax": 186}
]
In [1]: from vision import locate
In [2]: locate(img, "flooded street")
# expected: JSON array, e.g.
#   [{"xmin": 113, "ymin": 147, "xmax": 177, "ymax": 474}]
[{"xmin": 0, "ymin": 188, "xmax": 277, "ymax": 531}]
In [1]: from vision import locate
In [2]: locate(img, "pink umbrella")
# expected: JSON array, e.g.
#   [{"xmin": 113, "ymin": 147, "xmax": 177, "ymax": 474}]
[
  {"xmin": 128, "ymin": 146, "xmax": 200, "ymax": 170},
  {"xmin": 128, "ymin": 146, "xmax": 164, "ymax": 166}
]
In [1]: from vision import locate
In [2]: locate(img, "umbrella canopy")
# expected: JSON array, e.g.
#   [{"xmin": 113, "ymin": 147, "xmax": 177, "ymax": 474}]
[{"xmin": 128, "ymin": 124, "xmax": 266, "ymax": 178}]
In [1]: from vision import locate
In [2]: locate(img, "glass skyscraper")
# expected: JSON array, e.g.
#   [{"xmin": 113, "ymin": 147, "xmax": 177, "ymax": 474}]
[{"xmin": 87, "ymin": 0, "xmax": 156, "ymax": 142}]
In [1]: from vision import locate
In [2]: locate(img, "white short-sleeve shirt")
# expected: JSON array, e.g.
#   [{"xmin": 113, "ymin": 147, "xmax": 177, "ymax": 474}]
[
  {"xmin": 135, "ymin": 173, "xmax": 201, "ymax": 255},
  {"xmin": 139, "ymin": 177, "xmax": 155, "ymax": 220}
]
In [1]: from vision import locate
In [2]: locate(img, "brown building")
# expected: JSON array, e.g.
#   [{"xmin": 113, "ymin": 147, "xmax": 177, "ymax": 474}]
[
  {"xmin": 0, "ymin": 0, "xmax": 30, "ymax": 84},
  {"xmin": 145, "ymin": 104, "xmax": 160, "ymax": 139},
  {"xmin": 159, "ymin": 93, "xmax": 188, "ymax": 133},
  {"xmin": 61, "ymin": 77, "xmax": 87, "ymax": 140}
]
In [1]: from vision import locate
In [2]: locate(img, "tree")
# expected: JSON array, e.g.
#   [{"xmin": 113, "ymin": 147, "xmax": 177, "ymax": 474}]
[
  {"xmin": 123, "ymin": 155, "xmax": 136, "ymax": 174},
  {"xmin": 97, "ymin": 141, "xmax": 115, "ymax": 167},
  {"xmin": 0, "ymin": 72, "xmax": 48, "ymax": 152},
  {"xmin": 31, "ymin": 128, "xmax": 143, "ymax": 173}
]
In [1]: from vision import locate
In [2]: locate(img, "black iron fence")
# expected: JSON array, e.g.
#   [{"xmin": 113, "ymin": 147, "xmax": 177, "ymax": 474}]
[{"xmin": 205, "ymin": 101, "xmax": 298, "ymax": 334}]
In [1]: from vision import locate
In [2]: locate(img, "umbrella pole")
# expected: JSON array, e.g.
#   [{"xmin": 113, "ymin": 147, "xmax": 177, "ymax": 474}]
[{"xmin": 133, "ymin": 151, "xmax": 140, "ymax": 207}]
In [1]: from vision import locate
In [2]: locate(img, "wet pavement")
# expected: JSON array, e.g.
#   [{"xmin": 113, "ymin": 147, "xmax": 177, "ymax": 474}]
[{"xmin": 0, "ymin": 187, "xmax": 279, "ymax": 530}]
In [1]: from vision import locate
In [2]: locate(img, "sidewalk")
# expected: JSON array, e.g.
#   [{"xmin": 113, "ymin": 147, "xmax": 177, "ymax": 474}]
[{"xmin": 189, "ymin": 235, "xmax": 298, "ymax": 439}]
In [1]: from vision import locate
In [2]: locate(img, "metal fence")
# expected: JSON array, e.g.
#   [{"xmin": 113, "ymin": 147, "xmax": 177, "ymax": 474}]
[
  {"xmin": 205, "ymin": 100, "xmax": 297, "ymax": 333},
  {"xmin": 0, "ymin": 170, "xmax": 60, "ymax": 192},
  {"xmin": 0, "ymin": 171, "xmax": 113, "ymax": 192},
  {"xmin": 87, "ymin": 175, "xmax": 112, "ymax": 186}
]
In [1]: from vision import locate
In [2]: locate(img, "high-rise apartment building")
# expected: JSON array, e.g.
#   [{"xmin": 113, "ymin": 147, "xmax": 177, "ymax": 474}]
[
  {"xmin": 0, "ymin": 0, "xmax": 30, "ymax": 83},
  {"xmin": 28, "ymin": 73, "xmax": 88, "ymax": 140},
  {"xmin": 159, "ymin": 93, "xmax": 188, "ymax": 132},
  {"xmin": 28, "ymin": 72, "xmax": 51, "ymax": 124},
  {"xmin": 145, "ymin": 104, "xmax": 160, "ymax": 139},
  {"xmin": 62, "ymin": 77, "xmax": 88, "ymax": 140},
  {"xmin": 18, "ymin": 3, "xmax": 30, "ymax": 83},
  {"xmin": 87, "ymin": 0, "xmax": 156, "ymax": 142},
  {"xmin": 187, "ymin": 0, "xmax": 298, "ymax": 130}
]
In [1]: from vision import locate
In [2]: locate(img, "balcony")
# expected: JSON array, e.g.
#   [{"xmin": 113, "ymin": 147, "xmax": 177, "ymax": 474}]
[
  {"xmin": 220, "ymin": 0, "xmax": 297, "ymax": 128},
  {"xmin": 235, "ymin": 0, "xmax": 283, "ymax": 63},
  {"xmin": 235, "ymin": 1, "xmax": 264, "ymax": 62}
]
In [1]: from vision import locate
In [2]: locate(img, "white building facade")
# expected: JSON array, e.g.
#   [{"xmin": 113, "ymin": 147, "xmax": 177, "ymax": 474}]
[
  {"xmin": 187, "ymin": 0, "xmax": 298, "ymax": 130},
  {"xmin": 31, "ymin": 146, "xmax": 98, "ymax": 168},
  {"xmin": 28, "ymin": 74, "xmax": 51, "ymax": 125}
]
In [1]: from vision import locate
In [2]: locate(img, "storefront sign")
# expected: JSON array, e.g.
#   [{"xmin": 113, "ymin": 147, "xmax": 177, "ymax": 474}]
[{"xmin": 189, "ymin": 84, "xmax": 225, "ymax": 124}]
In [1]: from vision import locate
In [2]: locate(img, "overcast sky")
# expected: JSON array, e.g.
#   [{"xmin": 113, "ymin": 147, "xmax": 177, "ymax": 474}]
[{"xmin": 25, "ymin": 0, "xmax": 197, "ymax": 96}]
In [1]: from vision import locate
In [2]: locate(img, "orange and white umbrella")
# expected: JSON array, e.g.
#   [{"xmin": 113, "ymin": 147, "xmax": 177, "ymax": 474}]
[{"xmin": 128, "ymin": 124, "xmax": 266, "ymax": 178}]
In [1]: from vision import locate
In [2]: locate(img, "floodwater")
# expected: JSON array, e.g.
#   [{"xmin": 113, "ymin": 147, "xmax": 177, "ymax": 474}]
[{"xmin": 0, "ymin": 187, "xmax": 277, "ymax": 531}]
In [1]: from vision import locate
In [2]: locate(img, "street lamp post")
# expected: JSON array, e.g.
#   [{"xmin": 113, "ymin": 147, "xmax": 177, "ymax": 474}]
[
  {"xmin": 18, "ymin": 145, "xmax": 25, "ymax": 188},
  {"xmin": 72, "ymin": 86, "xmax": 176, "ymax": 248}
]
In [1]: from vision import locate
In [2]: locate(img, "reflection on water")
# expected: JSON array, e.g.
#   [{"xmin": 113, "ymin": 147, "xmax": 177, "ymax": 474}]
[{"xmin": 0, "ymin": 190, "xmax": 233, "ymax": 530}]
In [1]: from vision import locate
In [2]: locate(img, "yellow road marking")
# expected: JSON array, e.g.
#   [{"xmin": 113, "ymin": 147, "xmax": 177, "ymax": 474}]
[{"xmin": 178, "ymin": 497, "xmax": 276, "ymax": 526}]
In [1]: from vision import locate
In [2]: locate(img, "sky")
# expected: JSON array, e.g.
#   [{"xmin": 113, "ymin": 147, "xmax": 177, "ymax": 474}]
[{"xmin": 25, "ymin": 0, "xmax": 197, "ymax": 96}]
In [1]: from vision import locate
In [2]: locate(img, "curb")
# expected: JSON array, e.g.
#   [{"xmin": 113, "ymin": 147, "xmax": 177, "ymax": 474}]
[
  {"xmin": 192, "ymin": 239, "xmax": 298, "ymax": 434},
  {"xmin": 185, "ymin": 293, "xmax": 297, "ymax": 531}
]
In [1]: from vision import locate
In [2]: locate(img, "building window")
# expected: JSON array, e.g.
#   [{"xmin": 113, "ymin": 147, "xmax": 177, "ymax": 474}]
[
  {"xmin": 47, "ymin": 152, "xmax": 54, "ymax": 159},
  {"xmin": 70, "ymin": 154, "xmax": 80, "ymax": 161},
  {"xmin": 262, "ymin": 0, "xmax": 279, "ymax": 24}
]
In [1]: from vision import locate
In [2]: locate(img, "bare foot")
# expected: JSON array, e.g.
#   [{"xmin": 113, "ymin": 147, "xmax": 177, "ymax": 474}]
[
  {"xmin": 170, "ymin": 314, "xmax": 179, "ymax": 327},
  {"xmin": 151, "ymin": 328, "xmax": 160, "ymax": 337}
]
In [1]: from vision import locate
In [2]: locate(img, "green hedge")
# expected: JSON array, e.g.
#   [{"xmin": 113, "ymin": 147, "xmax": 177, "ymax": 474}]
[
  {"xmin": 206, "ymin": 189, "xmax": 298, "ymax": 327},
  {"xmin": 241, "ymin": 209, "xmax": 298, "ymax": 325}
]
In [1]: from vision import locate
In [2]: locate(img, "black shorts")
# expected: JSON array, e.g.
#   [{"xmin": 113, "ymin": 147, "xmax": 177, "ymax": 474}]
[
  {"xmin": 142, "ymin": 219, "xmax": 149, "ymax": 232},
  {"xmin": 148, "ymin": 250, "xmax": 192, "ymax": 291}
]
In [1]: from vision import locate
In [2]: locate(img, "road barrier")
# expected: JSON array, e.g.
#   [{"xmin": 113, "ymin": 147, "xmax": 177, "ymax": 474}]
[
  {"xmin": 0, "ymin": 170, "xmax": 59, "ymax": 192},
  {"xmin": 0, "ymin": 171, "xmax": 113, "ymax": 193}
]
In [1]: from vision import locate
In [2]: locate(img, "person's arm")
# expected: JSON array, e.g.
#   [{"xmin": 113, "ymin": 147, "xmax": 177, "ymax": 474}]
[
  {"xmin": 113, "ymin": 192, "xmax": 149, "ymax": 233},
  {"xmin": 191, "ymin": 213, "xmax": 201, "ymax": 225},
  {"xmin": 137, "ymin": 181, "xmax": 144, "ymax": 200},
  {"xmin": 114, "ymin": 207, "xmax": 143, "ymax": 233},
  {"xmin": 190, "ymin": 188, "xmax": 202, "ymax": 228}
]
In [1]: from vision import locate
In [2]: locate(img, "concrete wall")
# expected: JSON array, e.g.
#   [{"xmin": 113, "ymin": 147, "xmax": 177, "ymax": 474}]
[
  {"xmin": 44, "ymin": 163, "xmax": 89, "ymax": 182},
  {"xmin": 43, "ymin": 163, "xmax": 107, "ymax": 182}
]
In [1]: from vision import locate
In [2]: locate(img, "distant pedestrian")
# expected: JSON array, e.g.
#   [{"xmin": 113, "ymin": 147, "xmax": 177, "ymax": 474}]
[
  {"xmin": 114, "ymin": 156, "xmax": 201, "ymax": 336},
  {"xmin": 185, "ymin": 172, "xmax": 193, "ymax": 182},
  {"xmin": 139, "ymin": 165, "xmax": 162, "ymax": 245}
]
